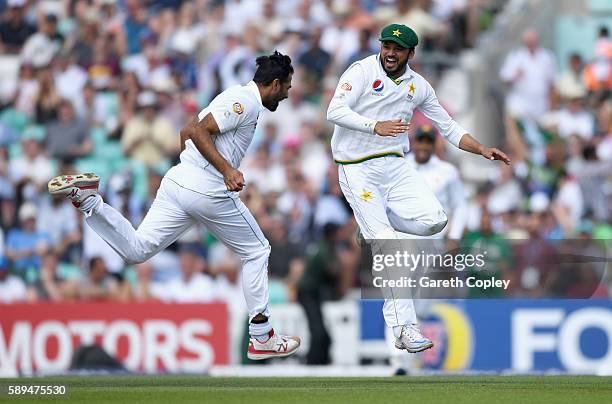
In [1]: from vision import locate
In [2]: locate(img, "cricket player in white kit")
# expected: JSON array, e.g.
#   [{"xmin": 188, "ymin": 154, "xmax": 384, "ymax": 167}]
[
  {"xmin": 48, "ymin": 52, "xmax": 300, "ymax": 360},
  {"xmin": 327, "ymin": 24, "xmax": 510, "ymax": 353},
  {"xmin": 389, "ymin": 125, "xmax": 469, "ymax": 373}
]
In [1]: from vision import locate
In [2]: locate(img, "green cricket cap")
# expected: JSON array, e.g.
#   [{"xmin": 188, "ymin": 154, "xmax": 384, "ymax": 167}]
[{"xmin": 379, "ymin": 23, "xmax": 418, "ymax": 48}]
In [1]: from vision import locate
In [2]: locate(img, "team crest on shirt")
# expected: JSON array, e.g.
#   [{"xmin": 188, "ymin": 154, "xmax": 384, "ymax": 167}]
[
  {"xmin": 232, "ymin": 102, "xmax": 244, "ymax": 114},
  {"xmin": 341, "ymin": 82, "xmax": 352, "ymax": 91}
]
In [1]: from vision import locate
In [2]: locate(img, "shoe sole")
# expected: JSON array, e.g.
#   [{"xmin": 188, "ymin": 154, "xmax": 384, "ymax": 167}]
[
  {"xmin": 48, "ymin": 173, "xmax": 99, "ymax": 194},
  {"xmin": 395, "ymin": 341, "xmax": 434, "ymax": 353},
  {"xmin": 247, "ymin": 349, "xmax": 299, "ymax": 360}
]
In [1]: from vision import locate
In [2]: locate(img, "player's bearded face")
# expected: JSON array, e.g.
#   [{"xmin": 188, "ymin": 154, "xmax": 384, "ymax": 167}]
[
  {"xmin": 380, "ymin": 42, "xmax": 410, "ymax": 75},
  {"xmin": 264, "ymin": 75, "xmax": 292, "ymax": 111}
]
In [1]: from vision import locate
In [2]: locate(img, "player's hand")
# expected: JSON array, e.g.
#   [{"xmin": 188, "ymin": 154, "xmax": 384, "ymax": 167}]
[
  {"xmin": 374, "ymin": 119, "xmax": 410, "ymax": 137},
  {"xmin": 223, "ymin": 167, "xmax": 246, "ymax": 191},
  {"xmin": 480, "ymin": 146, "xmax": 511, "ymax": 165}
]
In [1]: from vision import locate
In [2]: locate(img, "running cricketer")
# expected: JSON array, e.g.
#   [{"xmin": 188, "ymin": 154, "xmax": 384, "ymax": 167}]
[
  {"xmin": 48, "ymin": 51, "xmax": 300, "ymax": 360},
  {"xmin": 327, "ymin": 24, "xmax": 510, "ymax": 353}
]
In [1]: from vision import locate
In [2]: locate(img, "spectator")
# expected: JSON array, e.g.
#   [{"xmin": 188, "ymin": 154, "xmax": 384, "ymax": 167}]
[
  {"xmin": 45, "ymin": 99, "xmax": 92, "ymax": 160},
  {"xmin": 8, "ymin": 126, "xmax": 54, "ymax": 191},
  {"xmin": 123, "ymin": 0, "xmax": 149, "ymax": 55},
  {"xmin": 132, "ymin": 261, "xmax": 156, "ymax": 301},
  {"xmin": 0, "ymin": 0, "xmax": 35, "ymax": 54},
  {"xmin": 541, "ymin": 85, "xmax": 594, "ymax": 141},
  {"xmin": 345, "ymin": 29, "xmax": 375, "ymax": 68},
  {"xmin": 34, "ymin": 68, "xmax": 61, "ymax": 124},
  {"xmin": 37, "ymin": 193, "xmax": 82, "ymax": 262},
  {"xmin": 395, "ymin": 0, "xmax": 446, "ymax": 49},
  {"xmin": 297, "ymin": 223, "xmax": 342, "ymax": 365},
  {"xmin": 574, "ymin": 145, "xmax": 612, "ymax": 223},
  {"xmin": 266, "ymin": 214, "xmax": 305, "ymax": 297},
  {"xmin": 13, "ymin": 63, "xmax": 39, "ymax": 117},
  {"xmin": 500, "ymin": 29, "xmax": 556, "ymax": 120},
  {"xmin": 31, "ymin": 252, "xmax": 78, "ymax": 302},
  {"xmin": 0, "ymin": 255, "xmax": 28, "ymax": 303},
  {"xmin": 53, "ymin": 51, "xmax": 88, "ymax": 112},
  {"xmin": 79, "ymin": 256, "xmax": 119, "ymax": 300},
  {"xmin": 5, "ymin": 203, "xmax": 51, "ymax": 282},
  {"xmin": 487, "ymin": 164, "xmax": 523, "ymax": 216},
  {"xmin": 464, "ymin": 211, "xmax": 513, "ymax": 297},
  {"xmin": 121, "ymin": 91, "xmax": 177, "ymax": 167},
  {"xmin": 147, "ymin": 244, "xmax": 217, "ymax": 303},
  {"xmin": 21, "ymin": 13, "xmax": 63, "ymax": 68},
  {"xmin": 552, "ymin": 173, "xmax": 584, "ymax": 235},
  {"xmin": 555, "ymin": 53, "xmax": 586, "ymax": 100},
  {"xmin": 298, "ymin": 26, "xmax": 332, "ymax": 97},
  {"xmin": 583, "ymin": 26, "xmax": 612, "ymax": 93}
]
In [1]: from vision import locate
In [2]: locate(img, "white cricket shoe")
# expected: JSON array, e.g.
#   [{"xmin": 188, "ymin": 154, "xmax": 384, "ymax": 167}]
[
  {"xmin": 247, "ymin": 329, "xmax": 301, "ymax": 360},
  {"xmin": 394, "ymin": 324, "xmax": 434, "ymax": 353},
  {"xmin": 48, "ymin": 173, "xmax": 100, "ymax": 208}
]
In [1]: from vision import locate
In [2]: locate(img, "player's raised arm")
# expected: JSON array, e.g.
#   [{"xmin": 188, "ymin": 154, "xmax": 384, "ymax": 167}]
[
  {"xmin": 419, "ymin": 81, "xmax": 511, "ymax": 165},
  {"xmin": 180, "ymin": 112, "xmax": 245, "ymax": 191}
]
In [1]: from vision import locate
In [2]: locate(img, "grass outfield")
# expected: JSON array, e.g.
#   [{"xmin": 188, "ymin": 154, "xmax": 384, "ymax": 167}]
[{"xmin": 1, "ymin": 375, "xmax": 611, "ymax": 404}]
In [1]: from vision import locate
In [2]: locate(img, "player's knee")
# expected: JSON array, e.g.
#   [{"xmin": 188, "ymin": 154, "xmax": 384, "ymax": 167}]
[
  {"xmin": 423, "ymin": 210, "xmax": 448, "ymax": 236},
  {"xmin": 125, "ymin": 251, "xmax": 149, "ymax": 265},
  {"xmin": 242, "ymin": 240, "xmax": 271, "ymax": 262}
]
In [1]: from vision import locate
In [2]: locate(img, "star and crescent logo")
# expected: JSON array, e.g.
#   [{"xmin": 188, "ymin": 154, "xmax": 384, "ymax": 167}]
[
  {"xmin": 408, "ymin": 82, "xmax": 416, "ymax": 94},
  {"xmin": 392, "ymin": 29, "xmax": 402, "ymax": 37}
]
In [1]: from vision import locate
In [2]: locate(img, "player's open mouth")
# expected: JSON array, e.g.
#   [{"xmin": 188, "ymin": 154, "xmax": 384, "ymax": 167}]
[{"xmin": 384, "ymin": 56, "xmax": 397, "ymax": 69}]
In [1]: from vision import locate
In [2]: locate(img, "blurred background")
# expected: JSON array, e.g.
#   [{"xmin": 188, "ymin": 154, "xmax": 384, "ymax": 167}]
[{"xmin": 0, "ymin": 0, "xmax": 610, "ymax": 376}]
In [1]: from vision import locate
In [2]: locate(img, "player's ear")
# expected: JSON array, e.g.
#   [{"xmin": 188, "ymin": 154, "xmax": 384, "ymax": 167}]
[{"xmin": 408, "ymin": 48, "xmax": 416, "ymax": 59}]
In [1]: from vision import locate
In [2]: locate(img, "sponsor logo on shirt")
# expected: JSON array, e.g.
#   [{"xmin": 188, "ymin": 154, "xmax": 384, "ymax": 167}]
[
  {"xmin": 341, "ymin": 82, "xmax": 352, "ymax": 91},
  {"xmin": 232, "ymin": 102, "xmax": 244, "ymax": 114},
  {"xmin": 372, "ymin": 79, "xmax": 384, "ymax": 92}
]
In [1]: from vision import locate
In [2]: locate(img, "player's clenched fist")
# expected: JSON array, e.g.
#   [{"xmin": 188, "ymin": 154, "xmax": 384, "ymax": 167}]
[
  {"xmin": 223, "ymin": 167, "xmax": 246, "ymax": 191},
  {"xmin": 374, "ymin": 119, "xmax": 410, "ymax": 137}
]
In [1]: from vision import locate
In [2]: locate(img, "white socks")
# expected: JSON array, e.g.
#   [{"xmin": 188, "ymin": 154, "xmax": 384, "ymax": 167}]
[
  {"xmin": 393, "ymin": 324, "xmax": 418, "ymax": 338},
  {"xmin": 249, "ymin": 321, "xmax": 272, "ymax": 341},
  {"xmin": 79, "ymin": 195, "xmax": 100, "ymax": 214}
]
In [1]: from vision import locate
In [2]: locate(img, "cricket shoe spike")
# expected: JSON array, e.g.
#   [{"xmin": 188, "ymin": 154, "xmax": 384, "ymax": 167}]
[
  {"xmin": 247, "ymin": 329, "xmax": 301, "ymax": 360},
  {"xmin": 394, "ymin": 324, "xmax": 434, "ymax": 353},
  {"xmin": 48, "ymin": 173, "xmax": 100, "ymax": 208}
]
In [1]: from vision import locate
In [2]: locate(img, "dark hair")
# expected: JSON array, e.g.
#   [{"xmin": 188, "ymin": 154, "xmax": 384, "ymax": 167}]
[
  {"xmin": 89, "ymin": 256, "xmax": 105, "ymax": 270},
  {"xmin": 253, "ymin": 51, "xmax": 293, "ymax": 85}
]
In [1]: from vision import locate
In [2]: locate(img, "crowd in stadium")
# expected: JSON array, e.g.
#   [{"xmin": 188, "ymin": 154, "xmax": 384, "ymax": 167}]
[{"xmin": 0, "ymin": 0, "xmax": 610, "ymax": 309}]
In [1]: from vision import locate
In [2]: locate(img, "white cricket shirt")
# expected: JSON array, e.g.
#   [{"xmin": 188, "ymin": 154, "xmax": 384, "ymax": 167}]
[
  {"xmin": 327, "ymin": 54, "xmax": 466, "ymax": 164},
  {"xmin": 166, "ymin": 81, "xmax": 263, "ymax": 192}
]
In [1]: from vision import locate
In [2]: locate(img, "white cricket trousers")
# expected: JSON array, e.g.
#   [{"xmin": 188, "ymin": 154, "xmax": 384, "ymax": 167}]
[
  {"xmin": 338, "ymin": 156, "xmax": 447, "ymax": 328},
  {"xmin": 84, "ymin": 164, "xmax": 271, "ymax": 325}
]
